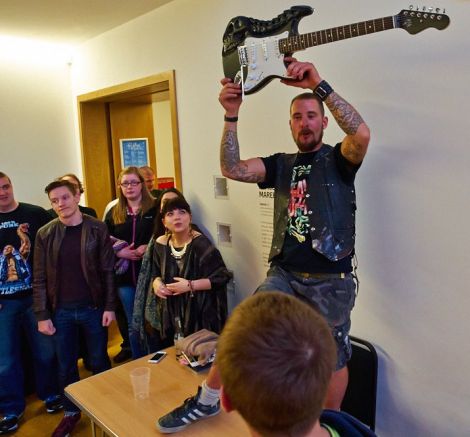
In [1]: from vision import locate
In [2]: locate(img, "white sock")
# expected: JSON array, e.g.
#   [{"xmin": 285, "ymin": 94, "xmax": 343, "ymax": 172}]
[
  {"xmin": 197, "ymin": 380, "xmax": 221, "ymax": 406},
  {"xmin": 64, "ymin": 411, "xmax": 80, "ymax": 417}
]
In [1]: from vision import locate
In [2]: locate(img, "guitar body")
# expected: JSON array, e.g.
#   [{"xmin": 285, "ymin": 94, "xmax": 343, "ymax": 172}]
[{"xmin": 222, "ymin": 6, "xmax": 313, "ymax": 95}]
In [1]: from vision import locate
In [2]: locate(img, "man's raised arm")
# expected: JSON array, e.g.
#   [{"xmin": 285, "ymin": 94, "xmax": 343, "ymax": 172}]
[
  {"xmin": 325, "ymin": 92, "xmax": 370, "ymax": 165},
  {"xmin": 219, "ymin": 78, "xmax": 266, "ymax": 183},
  {"xmin": 282, "ymin": 57, "xmax": 370, "ymax": 165}
]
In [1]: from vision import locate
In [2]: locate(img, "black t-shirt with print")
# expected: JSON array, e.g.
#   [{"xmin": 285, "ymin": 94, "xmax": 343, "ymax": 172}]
[
  {"xmin": 0, "ymin": 203, "xmax": 51, "ymax": 298},
  {"xmin": 260, "ymin": 143, "xmax": 360, "ymax": 273}
]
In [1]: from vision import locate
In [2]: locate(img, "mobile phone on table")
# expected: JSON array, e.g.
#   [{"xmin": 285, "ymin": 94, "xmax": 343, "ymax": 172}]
[{"xmin": 148, "ymin": 351, "xmax": 167, "ymax": 363}]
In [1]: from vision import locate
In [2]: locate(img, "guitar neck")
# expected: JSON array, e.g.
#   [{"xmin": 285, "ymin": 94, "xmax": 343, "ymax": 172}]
[{"xmin": 279, "ymin": 15, "xmax": 396, "ymax": 53}]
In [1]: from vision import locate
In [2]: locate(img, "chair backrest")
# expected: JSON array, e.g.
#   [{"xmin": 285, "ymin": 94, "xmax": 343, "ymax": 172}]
[{"xmin": 341, "ymin": 335, "xmax": 378, "ymax": 431}]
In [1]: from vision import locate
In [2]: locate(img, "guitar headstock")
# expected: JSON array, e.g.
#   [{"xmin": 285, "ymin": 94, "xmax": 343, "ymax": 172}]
[{"xmin": 397, "ymin": 6, "xmax": 450, "ymax": 34}]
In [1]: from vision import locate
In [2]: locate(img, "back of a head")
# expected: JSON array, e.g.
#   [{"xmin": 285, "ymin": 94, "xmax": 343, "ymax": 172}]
[{"xmin": 217, "ymin": 292, "xmax": 336, "ymax": 437}]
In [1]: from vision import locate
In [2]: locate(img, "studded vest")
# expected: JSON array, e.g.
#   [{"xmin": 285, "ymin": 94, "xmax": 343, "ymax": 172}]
[{"xmin": 269, "ymin": 144, "xmax": 357, "ymax": 262}]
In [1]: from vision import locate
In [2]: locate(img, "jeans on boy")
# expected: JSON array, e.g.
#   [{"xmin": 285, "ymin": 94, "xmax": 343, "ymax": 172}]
[
  {"xmin": 52, "ymin": 306, "xmax": 110, "ymax": 413},
  {"xmin": 0, "ymin": 295, "xmax": 59, "ymax": 416}
]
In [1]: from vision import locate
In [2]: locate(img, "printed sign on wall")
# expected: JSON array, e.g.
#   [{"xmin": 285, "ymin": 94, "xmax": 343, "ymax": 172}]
[
  {"xmin": 258, "ymin": 188, "xmax": 275, "ymax": 269},
  {"xmin": 120, "ymin": 138, "xmax": 149, "ymax": 167}
]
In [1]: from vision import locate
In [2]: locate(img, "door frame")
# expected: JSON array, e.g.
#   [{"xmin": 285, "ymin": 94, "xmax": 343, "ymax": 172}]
[{"xmin": 77, "ymin": 70, "xmax": 182, "ymax": 217}]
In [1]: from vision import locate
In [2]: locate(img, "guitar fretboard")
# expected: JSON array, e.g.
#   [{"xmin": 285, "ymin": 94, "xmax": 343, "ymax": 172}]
[{"xmin": 279, "ymin": 15, "xmax": 396, "ymax": 53}]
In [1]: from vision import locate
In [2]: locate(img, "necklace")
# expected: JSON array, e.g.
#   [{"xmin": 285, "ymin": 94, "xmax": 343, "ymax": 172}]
[{"xmin": 169, "ymin": 239, "xmax": 189, "ymax": 259}]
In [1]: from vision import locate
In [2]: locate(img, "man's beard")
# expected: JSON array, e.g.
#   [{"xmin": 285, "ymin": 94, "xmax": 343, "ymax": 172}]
[{"xmin": 294, "ymin": 128, "xmax": 323, "ymax": 153}]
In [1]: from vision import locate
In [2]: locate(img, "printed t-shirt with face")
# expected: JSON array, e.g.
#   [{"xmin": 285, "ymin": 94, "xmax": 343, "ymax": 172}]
[
  {"xmin": 259, "ymin": 143, "xmax": 360, "ymax": 273},
  {"xmin": 0, "ymin": 203, "xmax": 51, "ymax": 298}
]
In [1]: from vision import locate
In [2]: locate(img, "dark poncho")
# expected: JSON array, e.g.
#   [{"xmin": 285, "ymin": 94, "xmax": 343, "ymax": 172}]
[{"xmin": 132, "ymin": 234, "xmax": 230, "ymax": 353}]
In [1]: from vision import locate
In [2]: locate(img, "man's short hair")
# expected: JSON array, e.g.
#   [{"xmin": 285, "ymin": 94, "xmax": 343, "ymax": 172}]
[
  {"xmin": 217, "ymin": 292, "xmax": 336, "ymax": 437},
  {"xmin": 290, "ymin": 92, "xmax": 325, "ymax": 117},
  {"xmin": 0, "ymin": 172, "xmax": 11, "ymax": 183},
  {"xmin": 139, "ymin": 165, "xmax": 155, "ymax": 176},
  {"xmin": 44, "ymin": 179, "xmax": 76, "ymax": 196},
  {"xmin": 58, "ymin": 173, "xmax": 84, "ymax": 194}
]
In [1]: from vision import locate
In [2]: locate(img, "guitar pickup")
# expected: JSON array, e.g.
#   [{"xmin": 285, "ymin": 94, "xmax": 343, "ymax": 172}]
[
  {"xmin": 261, "ymin": 40, "xmax": 268, "ymax": 61},
  {"xmin": 238, "ymin": 45, "xmax": 248, "ymax": 66}
]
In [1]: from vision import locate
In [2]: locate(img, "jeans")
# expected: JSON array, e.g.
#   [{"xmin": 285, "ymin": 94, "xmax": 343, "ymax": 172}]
[
  {"xmin": 52, "ymin": 306, "xmax": 110, "ymax": 413},
  {"xmin": 256, "ymin": 265, "xmax": 357, "ymax": 370},
  {"xmin": 117, "ymin": 285, "xmax": 143, "ymax": 358},
  {"xmin": 0, "ymin": 295, "xmax": 59, "ymax": 416},
  {"xmin": 115, "ymin": 297, "xmax": 130, "ymax": 352}
]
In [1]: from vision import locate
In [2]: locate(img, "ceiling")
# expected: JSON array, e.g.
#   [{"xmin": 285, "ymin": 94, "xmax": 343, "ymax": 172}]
[{"xmin": 0, "ymin": 0, "xmax": 174, "ymax": 45}]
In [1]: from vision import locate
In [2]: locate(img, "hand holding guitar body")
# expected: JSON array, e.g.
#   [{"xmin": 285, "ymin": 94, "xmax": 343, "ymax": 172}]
[
  {"xmin": 219, "ymin": 78, "xmax": 242, "ymax": 118},
  {"xmin": 219, "ymin": 57, "xmax": 323, "ymax": 117},
  {"xmin": 281, "ymin": 57, "xmax": 322, "ymax": 89}
]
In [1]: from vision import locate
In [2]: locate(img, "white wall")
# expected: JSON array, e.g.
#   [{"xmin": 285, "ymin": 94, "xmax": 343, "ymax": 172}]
[
  {"xmin": 0, "ymin": 40, "xmax": 78, "ymax": 208},
  {"xmin": 4, "ymin": 0, "xmax": 469, "ymax": 435},
  {"xmin": 152, "ymin": 100, "xmax": 175, "ymax": 179}
]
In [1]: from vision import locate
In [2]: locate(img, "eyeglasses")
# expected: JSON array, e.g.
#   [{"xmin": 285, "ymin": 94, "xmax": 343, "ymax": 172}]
[
  {"xmin": 0, "ymin": 184, "xmax": 11, "ymax": 191},
  {"xmin": 120, "ymin": 181, "xmax": 142, "ymax": 188}
]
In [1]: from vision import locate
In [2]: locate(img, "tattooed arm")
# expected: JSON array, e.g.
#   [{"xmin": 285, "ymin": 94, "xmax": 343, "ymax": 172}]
[
  {"xmin": 282, "ymin": 57, "xmax": 370, "ymax": 164},
  {"xmin": 325, "ymin": 92, "xmax": 370, "ymax": 164},
  {"xmin": 220, "ymin": 125, "xmax": 266, "ymax": 182},
  {"xmin": 218, "ymin": 78, "xmax": 266, "ymax": 183}
]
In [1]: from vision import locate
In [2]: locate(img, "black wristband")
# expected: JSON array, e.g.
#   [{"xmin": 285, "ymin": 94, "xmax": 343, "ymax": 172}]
[
  {"xmin": 313, "ymin": 80, "xmax": 334, "ymax": 101},
  {"xmin": 224, "ymin": 115, "xmax": 238, "ymax": 122}
]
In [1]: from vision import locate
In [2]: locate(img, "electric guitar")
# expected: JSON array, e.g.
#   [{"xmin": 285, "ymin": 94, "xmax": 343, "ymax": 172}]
[{"xmin": 222, "ymin": 6, "xmax": 450, "ymax": 95}]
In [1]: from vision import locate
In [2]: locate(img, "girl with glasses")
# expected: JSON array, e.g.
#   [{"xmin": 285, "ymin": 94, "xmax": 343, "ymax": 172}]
[{"xmin": 104, "ymin": 166, "xmax": 157, "ymax": 359}]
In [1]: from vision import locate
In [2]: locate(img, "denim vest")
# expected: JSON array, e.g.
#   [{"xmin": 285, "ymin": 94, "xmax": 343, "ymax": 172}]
[{"xmin": 269, "ymin": 144, "xmax": 357, "ymax": 262}]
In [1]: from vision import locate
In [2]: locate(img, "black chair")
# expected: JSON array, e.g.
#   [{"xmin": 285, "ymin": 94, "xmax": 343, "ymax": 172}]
[{"xmin": 341, "ymin": 335, "xmax": 378, "ymax": 431}]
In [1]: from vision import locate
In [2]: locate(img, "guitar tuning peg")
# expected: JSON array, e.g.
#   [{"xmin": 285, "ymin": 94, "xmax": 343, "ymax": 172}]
[
  {"xmin": 443, "ymin": 8, "xmax": 446, "ymax": 13},
  {"xmin": 422, "ymin": 6, "xmax": 426, "ymax": 12},
  {"xmin": 409, "ymin": 4, "xmax": 414, "ymax": 10},
  {"xmin": 435, "ymin": 8, "xmax": 440, "ymax": 13}
]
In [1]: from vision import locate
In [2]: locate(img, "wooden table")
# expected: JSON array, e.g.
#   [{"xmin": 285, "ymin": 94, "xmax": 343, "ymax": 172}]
[{"xmin": 65, "ymin": 348, "xmax": 248, "ymax": 436}]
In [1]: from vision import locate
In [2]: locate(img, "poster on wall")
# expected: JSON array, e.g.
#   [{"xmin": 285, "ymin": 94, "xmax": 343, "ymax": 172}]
[
  {"xmin": 120, "ymin": 138, "xmax": 149, "ymax": 167},
  {"xmin": 258, "ymin": 188, "xmax": 275, "ymax": 269}
]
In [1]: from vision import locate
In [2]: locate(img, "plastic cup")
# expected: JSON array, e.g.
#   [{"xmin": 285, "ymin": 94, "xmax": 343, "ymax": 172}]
[{"xmin": 130, "ymin": 367, "xmax": 150, "ymax": 400}]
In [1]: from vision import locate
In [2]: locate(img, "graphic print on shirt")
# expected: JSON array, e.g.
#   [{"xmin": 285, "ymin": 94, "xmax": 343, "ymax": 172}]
[
  {"xmin": 0, "ymin": 220, "xmax": 32, "ymax": 295},
  {"xmin": 287, "ymin": 164, "xmax": 311, "ymax": 243}
]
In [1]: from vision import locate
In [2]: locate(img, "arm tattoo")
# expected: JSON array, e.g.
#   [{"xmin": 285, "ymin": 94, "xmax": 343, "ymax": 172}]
[
  {"xmin": 326, "ymin": 92, "xmax": 364, "ymax": 135},
  {"xmin": 220, "ymin": 128, "xmax": 262, "ymax": 182}
]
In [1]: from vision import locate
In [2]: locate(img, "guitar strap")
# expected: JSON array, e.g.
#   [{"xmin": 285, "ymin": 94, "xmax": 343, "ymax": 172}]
[{"xmin": 240, "ymin": 65, "xmax": 245, "ymax": 100}]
